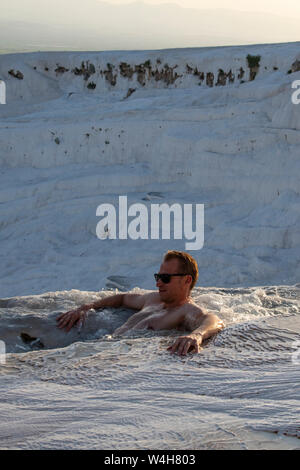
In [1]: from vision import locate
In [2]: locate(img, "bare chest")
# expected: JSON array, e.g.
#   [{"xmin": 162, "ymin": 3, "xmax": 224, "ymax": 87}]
[{"xmin": 145, "ymin": 309, "xmax": 185, "ymax": 331}]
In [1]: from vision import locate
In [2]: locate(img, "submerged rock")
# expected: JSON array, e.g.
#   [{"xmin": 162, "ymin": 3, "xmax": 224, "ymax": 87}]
[{"xmin": 20, "ymin": 332, "xmax": 44, "ymax": 350}]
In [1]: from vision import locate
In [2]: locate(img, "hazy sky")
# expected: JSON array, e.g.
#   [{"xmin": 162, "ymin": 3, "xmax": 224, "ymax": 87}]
[
  {"xmin": 2, "ymin": 0, "xmax": 300, "ymax": 52},
  {"xmin": 4, "ymin": 0, "xmax": 300, "ymax": 18},
  {"xmin": 107, "ymin": 0, "xmax": 300, "ymax": 18}
]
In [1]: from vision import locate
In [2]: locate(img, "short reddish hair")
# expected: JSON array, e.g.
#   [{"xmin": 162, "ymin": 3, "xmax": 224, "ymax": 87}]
[{"xmin": 163, "ymin": 250, "xmax": 198, "ymax": 290}]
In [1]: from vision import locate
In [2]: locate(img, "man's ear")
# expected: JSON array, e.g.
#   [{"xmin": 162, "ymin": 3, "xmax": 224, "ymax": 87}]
[{"xmin": 186, "ymin": 275, "xmax": 192, "ymax": 287}]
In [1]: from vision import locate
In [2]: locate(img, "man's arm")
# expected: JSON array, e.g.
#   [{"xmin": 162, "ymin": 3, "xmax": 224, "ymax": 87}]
[
  {"xmin": 56, "ymin": 292, "xmax": 147, "ymax": 332},
  {"xmin": 168, "ymin": 312, "xmax": 224, "ymax": 356}
]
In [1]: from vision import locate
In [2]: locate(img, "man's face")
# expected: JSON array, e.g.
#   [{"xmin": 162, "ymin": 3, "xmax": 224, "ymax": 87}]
[{"xmin": 156, "ymin": 258, "xmax": 189, "ymax": 303}]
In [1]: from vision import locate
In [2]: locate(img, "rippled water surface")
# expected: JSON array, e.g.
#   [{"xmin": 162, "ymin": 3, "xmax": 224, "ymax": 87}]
[{"xmin": 0, "ymin": 285, "xmax": 299, "ymax": 449}]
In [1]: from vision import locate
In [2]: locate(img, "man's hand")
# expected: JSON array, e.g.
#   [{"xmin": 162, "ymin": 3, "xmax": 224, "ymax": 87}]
[
  {"xmin": 167, "ymin": 333, "xmax": 203, "ymax": 356},
  {"xmin": 56, "ymin": 304, "xmax": 93, "ymax": 332},
  {"xmin": 55, "ymin": 292, "xmax": 149, "ymax": 333}
]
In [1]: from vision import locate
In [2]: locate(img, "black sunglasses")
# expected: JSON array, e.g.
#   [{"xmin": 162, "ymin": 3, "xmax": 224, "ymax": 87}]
[{"xmin": 154, "ymin": 273, "xmax": 188, "ymax": 284}]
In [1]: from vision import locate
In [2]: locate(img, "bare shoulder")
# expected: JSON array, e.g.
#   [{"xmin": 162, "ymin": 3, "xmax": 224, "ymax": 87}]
[
  {"xmin": 181, "ymin": 302, "xmax": 223, "ymax": 331},
  {"xmin": 181, "ymin": 303, "xmax": 205, "ymax": 328},
  {"xmin": 123, "ymin": 290, "xmax": 160, "ymax": 310},
  {"xmin": 143, "ymin": 291, "xmax": 161, "ymax": 306},
  {"xmin": 184, "ymin": 301, "xmax": 206, "ymax": 317}
]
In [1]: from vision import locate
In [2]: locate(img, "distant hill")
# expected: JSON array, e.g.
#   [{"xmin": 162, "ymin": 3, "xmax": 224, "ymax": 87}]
[{"xmin": 1, "ymin": 0, "xmax": 300, "ymax": 52}]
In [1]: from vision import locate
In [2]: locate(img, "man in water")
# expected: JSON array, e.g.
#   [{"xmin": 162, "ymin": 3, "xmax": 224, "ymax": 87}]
[{"xmin": 57, "ymin": 250, "xmax": 224, "ymax": 356}]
